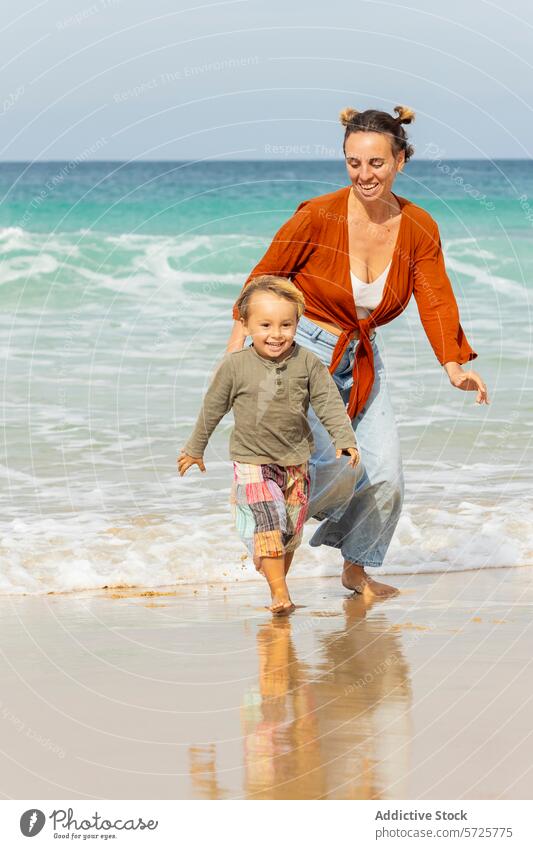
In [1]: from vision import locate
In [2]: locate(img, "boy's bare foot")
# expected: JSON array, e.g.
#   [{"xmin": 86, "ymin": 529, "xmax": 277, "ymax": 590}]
[
  {"xmin": 260, "ymin": 554, "xmax": 296, "ymax": 616},
  {"xmin": 269, "ymin": 598, "xmax": 296, "ymax": 617},
  {"xmin": 342, "ymin": 561, "xmax": 399, "ymax": 599}
]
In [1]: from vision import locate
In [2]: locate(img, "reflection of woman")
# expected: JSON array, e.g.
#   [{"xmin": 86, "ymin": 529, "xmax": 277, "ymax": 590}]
[
  {"xmin": 228, "ymin": 106, "xmax": 489, "ymax": 597},
  {"xmin": 313, "ymin": 597, "xmax": 412, "ymax": 799}
]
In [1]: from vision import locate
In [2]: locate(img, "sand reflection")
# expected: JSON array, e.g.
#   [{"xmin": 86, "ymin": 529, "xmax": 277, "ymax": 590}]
[{"xmin": 241, "ymin": 596, "xmax": 412, "ymax": 799}]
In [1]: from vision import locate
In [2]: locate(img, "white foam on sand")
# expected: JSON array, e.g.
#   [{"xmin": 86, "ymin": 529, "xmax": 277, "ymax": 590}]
[{"xmin": 0, "ymin": 497, "xmax": 531, "ymax": 596}]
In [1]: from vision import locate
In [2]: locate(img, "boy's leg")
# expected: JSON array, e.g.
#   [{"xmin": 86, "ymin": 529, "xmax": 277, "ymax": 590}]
[
  {"xmin": 284, "ymin": 551, "xmax": 295, "ymax": 576},
  {"xmin": 280, "ymin": 462, "xmax": 308, "ymax": 578},
  {"xmin": 260, "ymin": 555, "xmax": 294, "ymax": 616},
  {"xmin": 256, "ymin": 550, "xmax": 294, "ymax": 577},
  {"xmin": 236, "ymin": 462, "xmax": 301, "ymax": 615}
]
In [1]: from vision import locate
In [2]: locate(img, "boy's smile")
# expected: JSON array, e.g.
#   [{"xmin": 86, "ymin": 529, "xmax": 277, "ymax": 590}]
[{"xmin": 241, "ymin": 291, "xmax": 298, "ymax": 361}]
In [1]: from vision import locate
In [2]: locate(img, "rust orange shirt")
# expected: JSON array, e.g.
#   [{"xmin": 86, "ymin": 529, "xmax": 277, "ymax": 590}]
[{"xmin": 232, "ymin": 186, "xmax": 477, "ymax": 418}]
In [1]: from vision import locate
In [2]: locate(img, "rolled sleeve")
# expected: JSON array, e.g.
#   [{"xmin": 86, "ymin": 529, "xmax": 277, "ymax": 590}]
[{"xmin": 412, "ymin": 218, "xmax": 477, "ymax": 366}]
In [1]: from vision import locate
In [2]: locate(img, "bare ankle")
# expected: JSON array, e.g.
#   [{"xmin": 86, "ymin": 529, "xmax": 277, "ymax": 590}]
[
  {"xmin": 343, "ymin": 561, "xmax": 365, "ymax": 576},
  {"xmin": 270, "ymin": 582, "xmax": 290, "ymax": 604}
]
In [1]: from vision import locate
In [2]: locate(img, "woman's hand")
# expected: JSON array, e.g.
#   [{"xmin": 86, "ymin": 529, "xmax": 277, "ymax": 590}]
[
  {"xmin": 336, "ymin": 447, "xmax": 360, "ymax": 468},
  {"xmin": 177, "ymin": 451, "xmax": 206, "ymax": 476},
  {"xmin": 444, "ymin": 362, "xmax": 490, "ymax": 405}
]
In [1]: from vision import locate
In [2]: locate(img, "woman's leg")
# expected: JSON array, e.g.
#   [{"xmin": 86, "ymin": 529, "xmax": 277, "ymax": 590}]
[
  {"xmin": 310, "ymin": 343, "xmax": 403, "ymax": 597},
  {"xmin": 305, "ymin": 402, "xmax": 362, "ymax": 521},
  {"xmin": 293, "ymin": 320, "xmax": 403, "ymax": 597},
  {"xmin": 294, "ymin": 319, "xmax": 361, "ymax": 522}
]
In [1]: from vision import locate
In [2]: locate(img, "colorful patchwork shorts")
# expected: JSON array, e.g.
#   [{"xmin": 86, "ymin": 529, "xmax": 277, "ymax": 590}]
[{"xmin": 230, "ymin": 461, "xmax": 310, "ymax": 559}]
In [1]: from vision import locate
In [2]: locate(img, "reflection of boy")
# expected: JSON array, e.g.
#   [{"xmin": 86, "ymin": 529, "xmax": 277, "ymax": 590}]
[{"xmin": 178, "ymin": 276, "xmax": 359, "ymax": 616}]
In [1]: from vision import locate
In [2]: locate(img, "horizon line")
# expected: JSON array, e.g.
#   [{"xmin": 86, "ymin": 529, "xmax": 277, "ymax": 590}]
[{"xmin": 0, "ymin": 157, "xmax": 531, "ymax": 164}]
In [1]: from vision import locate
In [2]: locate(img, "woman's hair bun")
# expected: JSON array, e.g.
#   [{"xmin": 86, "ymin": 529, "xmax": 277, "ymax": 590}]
[
  {"xmin": 339, "ymin": 107, "xmax": 359, "ymax": 126},
  {"xmin": 340, "ymin": 104, "xmax": 415, "ymax": 162},
  {"xmin": 394, "ymin": 105, "xmax": 415, "ymax": 124}
]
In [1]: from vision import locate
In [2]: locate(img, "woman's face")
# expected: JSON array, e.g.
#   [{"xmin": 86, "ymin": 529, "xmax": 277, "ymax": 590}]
[{"xmin": 344, "ymin": 131, "xmax": 405, "ymax": 203}]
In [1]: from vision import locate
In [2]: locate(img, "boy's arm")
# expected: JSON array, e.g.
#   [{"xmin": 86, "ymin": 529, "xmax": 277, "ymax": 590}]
[
  {"xmin": 308, "ymin": 359, "xmax": 357, "ymax": 450},
  {"xmin": 182, "ymin": 356, "xmax": 236, "ymax": 457}
]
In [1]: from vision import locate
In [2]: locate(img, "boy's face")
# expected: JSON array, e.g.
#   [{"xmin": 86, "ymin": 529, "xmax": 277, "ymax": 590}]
[{"xmin": 241, "ymin": 291, "xmax": 298, "ymax": 360}]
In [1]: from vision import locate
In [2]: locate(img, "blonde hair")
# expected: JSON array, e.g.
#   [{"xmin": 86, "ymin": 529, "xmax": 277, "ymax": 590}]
[
  {"xmin": 339, "ymin": 105, "xmax": 416, "ymax": 161},
  {"xmin": 235, "ymin": 275, "xmax": 305, "ymax": 322}
]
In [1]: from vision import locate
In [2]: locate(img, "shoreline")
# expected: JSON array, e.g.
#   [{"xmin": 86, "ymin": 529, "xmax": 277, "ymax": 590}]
[{"xmin": 1, "ymin": 560, "xmax": 532, "ymax": 599}]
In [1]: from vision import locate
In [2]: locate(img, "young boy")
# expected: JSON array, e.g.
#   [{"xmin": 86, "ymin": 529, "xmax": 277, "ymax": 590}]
[{"xmin": 178, "ymin": 275, "xmax": 359, "ymax": 616}]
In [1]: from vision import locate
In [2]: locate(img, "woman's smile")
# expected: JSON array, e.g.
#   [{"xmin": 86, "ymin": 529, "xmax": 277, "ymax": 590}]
[{"xmin": 356, "ymin": 180, "xmax": 381, "ymax": 198}]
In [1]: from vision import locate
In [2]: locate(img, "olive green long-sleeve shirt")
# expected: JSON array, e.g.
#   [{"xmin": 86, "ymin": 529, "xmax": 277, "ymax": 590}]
[{"xmin": 183, "ymin": 342, "xmax": 357, "ymax": 466}]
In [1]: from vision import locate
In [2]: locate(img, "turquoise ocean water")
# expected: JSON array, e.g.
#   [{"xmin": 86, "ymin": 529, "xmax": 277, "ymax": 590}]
[{"xmin": 1, "ymin": 160, "xmax": 532, "ymax": 594}]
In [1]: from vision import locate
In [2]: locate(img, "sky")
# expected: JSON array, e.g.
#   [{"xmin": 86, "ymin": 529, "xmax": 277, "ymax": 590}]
[{"xmin": 1, "ymin": 0, "xmax": 532, "ymax": 161}]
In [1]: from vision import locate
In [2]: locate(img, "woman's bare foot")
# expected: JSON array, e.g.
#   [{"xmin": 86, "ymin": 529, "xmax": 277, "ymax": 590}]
[{"xmin": 342, "ymin": 561, "xmax": 399, "ymax": 599}]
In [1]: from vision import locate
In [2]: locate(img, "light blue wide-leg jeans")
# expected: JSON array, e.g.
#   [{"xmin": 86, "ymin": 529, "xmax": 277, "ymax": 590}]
[{"xmin": 294, "ymin": 315, "xmax": 404, "ymax": 568}]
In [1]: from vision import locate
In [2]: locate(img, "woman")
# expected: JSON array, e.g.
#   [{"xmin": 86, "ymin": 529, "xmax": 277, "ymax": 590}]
[{"xmin": 227, "ymin": 105, "xmax": 489, "ymax": 599}]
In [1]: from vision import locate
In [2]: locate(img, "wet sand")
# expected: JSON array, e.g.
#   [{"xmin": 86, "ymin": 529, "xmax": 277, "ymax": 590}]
[{"xmin": 1, "ymin": 566, "xmax": 533, "ymax": 799}]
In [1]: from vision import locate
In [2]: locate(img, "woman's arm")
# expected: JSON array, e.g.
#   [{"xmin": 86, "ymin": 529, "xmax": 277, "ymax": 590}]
[
  {"xmin": 412, "ymin": 216, "xmax": 489, "ymax": 404},
  {"xmin": 226, "ymin": 320, "xmax": 247, "ymax": 353}
]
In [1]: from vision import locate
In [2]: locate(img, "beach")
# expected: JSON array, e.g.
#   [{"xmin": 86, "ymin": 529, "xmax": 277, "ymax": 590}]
[
  {"xmin": 1, "ymin": 565, "xmax": 532, "ymax": 800},
  {"xmin": 1, "ymin": 159, "xmax": 532, "ymax": 800}
]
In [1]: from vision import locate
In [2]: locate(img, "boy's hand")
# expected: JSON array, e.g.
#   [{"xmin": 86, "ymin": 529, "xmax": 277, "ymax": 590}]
[
  {"xmin": 336, "ymin": 447, "xmax": 360, "ymax": 468},
  {"xmin": 177, "ymin": 451, "xmax": 206, "ymax": 476}
]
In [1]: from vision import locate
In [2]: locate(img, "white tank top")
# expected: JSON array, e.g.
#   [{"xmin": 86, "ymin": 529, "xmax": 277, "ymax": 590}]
[{"xmin": 350, "ymin": 260, "xmax": 392, "ymax": 318}]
